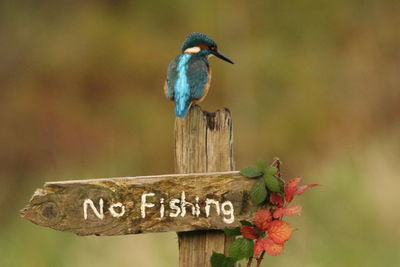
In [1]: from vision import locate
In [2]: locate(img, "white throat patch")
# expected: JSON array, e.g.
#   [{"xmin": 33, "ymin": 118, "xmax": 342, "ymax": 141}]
[{"xmin": 184, "ymin": 46, "xmax": 201, "ymax": 54}]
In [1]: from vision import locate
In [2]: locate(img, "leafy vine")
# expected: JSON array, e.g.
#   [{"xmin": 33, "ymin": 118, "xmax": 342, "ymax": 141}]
[{"xmin": 211, "ymin": 159, "xmax": 318, "ymax": 267}]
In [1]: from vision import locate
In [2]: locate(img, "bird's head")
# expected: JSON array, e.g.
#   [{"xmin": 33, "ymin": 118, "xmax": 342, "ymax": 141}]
[{"xmin": 181, "ymin": 32, "xmax": 234, "ymax": 64}]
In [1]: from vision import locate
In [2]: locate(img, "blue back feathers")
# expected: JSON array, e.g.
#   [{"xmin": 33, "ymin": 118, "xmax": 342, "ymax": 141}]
[{"xmin": 174, "ymin": 54, "xmax": 192, "ymax": 117}]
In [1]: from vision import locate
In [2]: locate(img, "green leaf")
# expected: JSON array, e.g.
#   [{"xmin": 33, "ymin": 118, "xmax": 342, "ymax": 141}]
[
  {"xmin": 240, "ymin": 166, "xmax": 263, "ymax": 178},
  {"xmin": 264, "ymin": 175, "xmax": 281, "ymax": 192},
  {"xmin": 210, "ymin": 252, "xmax": 236, "ymax": 267},
  {"xmin": 223, "ymin": 227, "xmax": 241, "ymax": 237},
  {"xmin": 240, "ymin": 220, "xmax": 253, "ymax": 226},
  {"xmin": 265, "ymin": 166, "xmax": 278, "ymax": 176},
  {"xmin": 256, "ymin": 159, "xmax": 266, "ymax": 173},
  {"xmin": 250, "ymin": 179, "xmax": 268, "ymax": 205},
  {"xmin": 229, "ymin": 238, "xmax": 254, "ymax": 261}
]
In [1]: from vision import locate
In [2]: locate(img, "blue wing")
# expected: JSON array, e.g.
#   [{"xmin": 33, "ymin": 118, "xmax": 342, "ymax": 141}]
[{"xmin": 187, "ymin": 57, "xmax": 209, "ymax": 101}]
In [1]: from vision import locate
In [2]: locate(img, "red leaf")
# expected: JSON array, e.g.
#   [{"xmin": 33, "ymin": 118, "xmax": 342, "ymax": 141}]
[
  {"xmin": 253, "ymin": 239, "xmax": 265, "ymax": 258},
  {"xmin": 270, "ymin": 193, "xmax": 284, "ymax": 207},
  {"xmin": 273, "ymin": 208, "xmax": 285, "ymax": 218},
  {"xmin": 296, "ymin": 184, "xmax": 319, "ymax": 195},
  {"xmin": 285, "ymin": 178, "xmax": 301, "ymax": 202},
  {"xmin": 240, "ymin": 225, "xmax": 258, "ymax": 240},
  {"xmin": 283, "ymin": 205, "xmax": 302, "ymax": 216},
  {"xmin": 273, "ymin": 205, "xmax": 302, "ymax": 218},
  {"xmin": 262, "ymin": 237, "xmax": 284, "ymax": 256},
  {"xmin": 267, "ymin": 220, "xmax": 294, "ymax": 244},
  {"xmin": 254, "ymin": 209, "xmax": 272, "ymax": 232}
]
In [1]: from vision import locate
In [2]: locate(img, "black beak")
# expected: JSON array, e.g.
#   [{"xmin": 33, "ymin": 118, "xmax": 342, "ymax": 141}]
[{"xmin": 212, "ymin": 50, "xmax": 234, "ymax": 64}]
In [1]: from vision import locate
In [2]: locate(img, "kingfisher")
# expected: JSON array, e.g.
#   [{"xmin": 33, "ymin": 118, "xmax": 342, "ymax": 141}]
[{"xmin": 164, "ymin": 32, "xmax": 234, "ymax": 117}]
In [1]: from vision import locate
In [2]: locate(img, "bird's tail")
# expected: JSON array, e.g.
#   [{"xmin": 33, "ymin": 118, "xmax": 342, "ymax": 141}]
[{"xmin": 175, "ymin": 98, "xmax": 191, "ymax": 118}]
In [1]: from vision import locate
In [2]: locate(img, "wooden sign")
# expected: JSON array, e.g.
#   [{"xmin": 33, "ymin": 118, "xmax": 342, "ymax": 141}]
[
  {"xmin": 21, "ymin": 106, "xmax": 243, "ymax": 267},
  {"xmin": 20, "ymin": 171, "xmax": 257, "ymax": 236}
]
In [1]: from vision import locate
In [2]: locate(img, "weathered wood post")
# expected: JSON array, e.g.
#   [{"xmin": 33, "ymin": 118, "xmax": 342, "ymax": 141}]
[{"xmin": 175, "ymin": 105, "xmax": 234, "ymax": 267}]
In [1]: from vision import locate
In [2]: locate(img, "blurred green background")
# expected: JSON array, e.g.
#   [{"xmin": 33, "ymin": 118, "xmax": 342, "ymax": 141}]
[{"xmin": 1, "ymin": 0, "xmax": 399, "ymax": 266}]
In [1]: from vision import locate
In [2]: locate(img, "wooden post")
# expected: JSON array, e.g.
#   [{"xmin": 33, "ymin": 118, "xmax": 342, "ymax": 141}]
[{"xmin": 175, "ymin": 105, "xmax": 235, "ymax": 267}]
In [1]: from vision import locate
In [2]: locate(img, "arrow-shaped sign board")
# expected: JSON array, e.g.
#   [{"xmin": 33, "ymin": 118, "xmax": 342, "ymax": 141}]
[{"xmin": 21, "ymin": 171, "xmax": 257, "ymax": 236}]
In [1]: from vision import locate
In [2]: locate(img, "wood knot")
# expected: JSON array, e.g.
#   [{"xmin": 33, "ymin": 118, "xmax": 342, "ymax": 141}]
[{"xmin": 41, "ymin": 202, "xmax": 59, "ymax": 220}]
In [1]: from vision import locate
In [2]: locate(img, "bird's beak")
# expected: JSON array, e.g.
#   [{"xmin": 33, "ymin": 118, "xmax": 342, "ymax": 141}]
[{"xmin": 212, "ymin": 50, "xmax": 234, "ymax": 64}]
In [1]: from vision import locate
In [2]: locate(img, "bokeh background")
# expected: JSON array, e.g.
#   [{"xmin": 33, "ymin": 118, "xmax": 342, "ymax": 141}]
[{"xmin": 1, "ymin": 0, "xmax": 399, "ymax": 266}]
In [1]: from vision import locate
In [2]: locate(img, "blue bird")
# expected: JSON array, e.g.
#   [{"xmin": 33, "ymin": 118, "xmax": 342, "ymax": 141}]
[{"xmin": 164, "ymin": 32, "xmax": 234, "ymax": 117}]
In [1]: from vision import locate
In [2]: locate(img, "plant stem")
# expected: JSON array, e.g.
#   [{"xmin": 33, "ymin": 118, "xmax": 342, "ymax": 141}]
[
  {"xmin": 247, "ymin": 257, "xmax": 253, "ymax": 267},
  {"xmin": 256, "ymin": 251, "xmax": 265, "ymax": 267}
]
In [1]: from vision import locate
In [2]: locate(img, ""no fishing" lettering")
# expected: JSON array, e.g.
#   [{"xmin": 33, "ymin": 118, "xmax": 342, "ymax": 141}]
[{"xmin": 83, "ymin": 191, "xmax": 235, "ymax": 224}]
